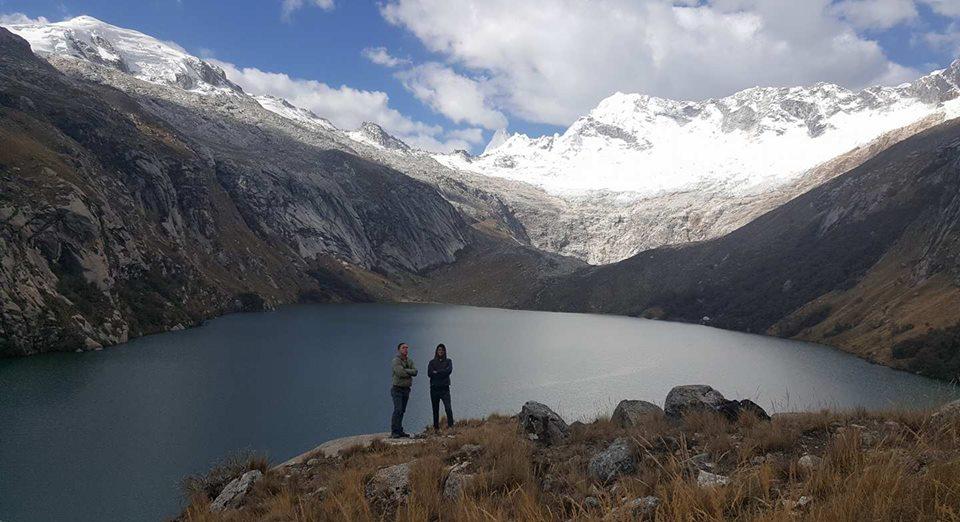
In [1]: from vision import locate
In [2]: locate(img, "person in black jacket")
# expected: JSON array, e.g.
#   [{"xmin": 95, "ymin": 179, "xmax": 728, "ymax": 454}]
[{"xmin": 427, "ymin": 343, "xmax": 454, "ymax": 431}]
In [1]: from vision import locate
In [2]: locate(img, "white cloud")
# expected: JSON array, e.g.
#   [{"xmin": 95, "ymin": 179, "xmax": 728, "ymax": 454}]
[
  {"xmin": 0, "ymin": 13, "xmax": 50, "ymax": 25},
  {"xmin": 921, "ymin": 0, "xmax": 960, "ymax": 16},
  {"xmin": 446, "ymin": 127, "xmax": 485, "ymax": 144},
  {"xmin": 923, "ymin": 22, "xmax": 960, "ymax": 55},
  {"xmin": 362, "ymin": 46, "xmax": 410, "ymax": 67},
  {"xmin": 833, "ymin": 0, "xmax": 918, "ymax": 30},
  {"xmin": 381, "ymin": 0, "xmax": 921, "ymax": 126},
  {"xmin": 210, "ymin": 59, "xmax": 472, "ymax": 153},
  {"xmin": 403, "ymin": 132, "xmax": 474, "ymax": 152},
  {"xmin": 281, "ymin": 0, "xmax": 334, "ymax": 21},
  {"xmin": 397, "ymin": 63, "xmax": 507, "ymax": 130}
]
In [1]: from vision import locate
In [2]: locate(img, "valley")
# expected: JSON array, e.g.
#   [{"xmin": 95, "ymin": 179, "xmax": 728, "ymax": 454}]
[{"xmin": 2, "ymin": 16, "xmax": 960, "ymax": 383}]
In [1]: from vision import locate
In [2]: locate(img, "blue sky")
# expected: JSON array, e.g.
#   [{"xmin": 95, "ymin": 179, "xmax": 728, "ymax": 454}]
[{"xmin": 2, "ymin": 0, "xmax": 960, "ymax": 153}]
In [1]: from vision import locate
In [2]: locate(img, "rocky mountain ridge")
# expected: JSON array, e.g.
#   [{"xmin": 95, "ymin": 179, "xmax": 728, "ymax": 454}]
[
  {"xmin": 0, "ymin": 26, "xmax": 470, "ymax": 356},
  {"xmin": 460, "ymin": 63, "xmax": 960, "ymax": 196},
  {"xmin": 14, "ymin": 15, "xmax": 960, "ymax": 265},
  {"xmin": 514, "ymin": 117, "xmax": 960, "ymax": 381}
]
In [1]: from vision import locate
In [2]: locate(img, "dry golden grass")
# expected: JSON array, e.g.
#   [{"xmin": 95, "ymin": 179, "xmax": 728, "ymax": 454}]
[{"xmin": 177, "ymin": 408, "xmax": 960, "ymax": 522}]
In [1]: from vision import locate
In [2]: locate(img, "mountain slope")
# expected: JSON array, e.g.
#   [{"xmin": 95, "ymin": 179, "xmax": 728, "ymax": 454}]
[
  {"xmin": 14, "ymin": 16, "xmax": 960, "ymax": 267},
  {"xmin": 526, "ymin": 117, "xmax": 960, "ymax": 380},
  {"xmin": 461, "ymin": 71, "xmax": 960, "ymax": 196},
  {"xmin": 432, "ymin": 63, "xmax": 960, "ymax": 263},
  {"xmin": 0, "ymin": 27, "xmax": 469, "ymax": 356}
]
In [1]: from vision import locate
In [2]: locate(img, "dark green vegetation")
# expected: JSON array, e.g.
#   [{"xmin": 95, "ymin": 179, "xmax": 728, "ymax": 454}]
[{"xmin": 894, "ymin": 323, "xmax": 960, "ymax": 380}]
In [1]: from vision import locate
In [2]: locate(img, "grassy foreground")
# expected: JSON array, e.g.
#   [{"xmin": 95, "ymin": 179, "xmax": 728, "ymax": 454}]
[{"xmin": 177, "ymin": 407, "xmax": 960, "ymax": 521}]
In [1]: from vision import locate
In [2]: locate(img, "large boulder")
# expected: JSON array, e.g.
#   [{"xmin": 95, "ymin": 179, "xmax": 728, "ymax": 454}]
[
  {"xmin": 611, "ymin": 400, "xmax": 664, "ymax": 428},
  {"xmin": 696, "ymin": 470, "xmax": 730, "ymax": 488},
  {"xmin": 443, "ymin": 463, "xmax": 476, "ymax": 500},
  {"xmin": 714, "ymin": 399, "xmax": 771, "ymax": 421},
  {"xmin": 209, "ymin": 470, "xmax": 262, "ymax": 512},
  {"xmin": 364, "ymin": 462, "xmax": 412, "ymax": 506},
  {"xmin": 664, "ymin": 385, "xmax": 727, "ymax": 418},
  {"xmin": 519, "ymin": 401, "xmax": 569, "ymax": 444},
  {"xmin": 589, "ymin": 437, "xmax": 637, "ymax": 483}
]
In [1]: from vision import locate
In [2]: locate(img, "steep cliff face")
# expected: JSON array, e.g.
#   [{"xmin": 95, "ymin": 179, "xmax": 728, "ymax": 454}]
[
  {"xmin": 524, "ymin": 118, "xmax": 960, "ymax": 380},
  {"xmin": 0, "ymin": 28, "xmax": 467, "ymax": 356}
]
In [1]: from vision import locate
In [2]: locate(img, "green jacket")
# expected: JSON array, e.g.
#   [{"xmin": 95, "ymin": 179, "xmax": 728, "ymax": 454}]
[{"xmin": 392, "ymin": 355, "xmax": 418, "ymax": 387}]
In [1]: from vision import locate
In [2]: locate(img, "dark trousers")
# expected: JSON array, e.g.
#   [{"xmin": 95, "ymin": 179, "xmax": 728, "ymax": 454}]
[
  {"xmin": 430, "ymin": 385, "xmax": 454, "ymax": 429},
  {"xmin": 390, "ymin": 385, "xmax": 410, "ymax": 436}
]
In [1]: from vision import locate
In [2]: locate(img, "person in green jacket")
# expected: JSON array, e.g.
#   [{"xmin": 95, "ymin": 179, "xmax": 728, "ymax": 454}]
[{"xmin": 390, "ymin": 342, "xmax": 418, "ymax": 438}]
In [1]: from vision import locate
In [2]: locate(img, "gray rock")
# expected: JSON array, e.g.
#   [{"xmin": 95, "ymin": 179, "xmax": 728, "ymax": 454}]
[
  {"xmin": 664, "ymin": 385, "xmax": 727, "ymax": 418},
  {"xmin": 589, "ymin": 438, "xmax": 637, "ymax": 482},
  {"xmin": 519, "ymin": 401, "xmax": 569, "ymax": 445},
  {"xmin": 696, "ymin": 470, "xmax": 730, "ymax": 488},
  {"xmin": 443, "ymin": 468, "xmax": 475, "ymax": 500},
  {"xmin": 714, "ymin": 399, "xmax": 771, "ymax": 421},
  {"xmin": 364, "ymin": 462, "xmax": 412, "ymax": 506},
  {"xmin": 583, "ymin": 496, "xmax": 601, "ymax": 510},
  {"xmin": 209, "ymin": 470, "xmax": 262, "ymax": 512},
  {"xmin": 611, "ymin": 400, "xmax": 663, "ymax": 428},
  {"xmin": 798, "ymin": 454, "xmax": 822, "ymax": 470},
  {"xmin": 689, "ymin": 452, "xmax": 715, "ymax": 470},
  {"xmin": 782, "ymin": 495, "xmax": 813, "ymax": 510},
  {"xmin": 605, "ymin": 496, "xmax": 660, "ymax": 520}
]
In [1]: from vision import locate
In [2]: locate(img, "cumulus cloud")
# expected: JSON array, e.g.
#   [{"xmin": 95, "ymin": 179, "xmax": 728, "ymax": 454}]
[
  {"xmin": 445, "ymin": 127, "xmax": 486, "ymax": 144},
  {"xmin": 396, "ymin": 63, "xmax": 507, "ymax": 130},
  {"xmin": 380, "ymin": 0, "xmax": 922, "ymax": 126},
  {"xmin": 210, "ymin": 59, "xmax": 473, "ymax": 153},
  {"xmin": 362, "ymin": 46, "xmax": 410, "ymax": 67},
  {"xmin": 833, "ymin": 0, "xmax": 918, "ymax": 30},
  {"xmin": 922, "ymin": 0, "xmax": 960, "ymax": 16},
  {"xmin": 281, "ymin": 0, "xmax": 334, "ymax": 21},
  {"xmin": 924, "ymin": 22, "xmax": 960, "ymax": 56},
  {"xmin": 0, "ymin": 13, "xmax": 50, "ymax": 25}
]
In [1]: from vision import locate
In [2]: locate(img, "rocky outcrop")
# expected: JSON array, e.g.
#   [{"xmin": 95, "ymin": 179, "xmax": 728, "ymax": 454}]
[
  {"xmin": 664, "ymin": 385, "xmax": 728, "ymax": 418},
  {"xmin": 663, "ymin": 386, "xmax": 770, "ymax": 420},
  {"xmin": 714, "ymin": 399, "xmax": 771, "ymax": 422},
  {"xmin": 529, "ymin": 117, "xmax": 960, "ymax": 382},
  {"xmin": 697, "ymin": 470, "xmax": 730, "ymax": 488},
  {"xmin": 589, "ymin": 437, "xmax": 637, "ymax": 483},
  {"xmin": 364, "ymin": 462, "xmax": 412, "ymax": 507},
  {"xmin": 518, "ymin": 401, "xmax": 569, "ymax": 445},
  {"xmin": 443, "ymin": 462, "xmax": 475, "ymax": 499},
  {"xmin": 611, "ymin": 399, "xmax": 663, "ymax": 427},
  {"xmin": 0, "ymin": 28, "xmax": 468, "ymax": 356},
  {"xmin": 798, "ymin": 454, "xmax": 823, "ymax": 471},
  {"xmin": 209, "ymin": 470, "xmax": 261, "ymax": 512}
]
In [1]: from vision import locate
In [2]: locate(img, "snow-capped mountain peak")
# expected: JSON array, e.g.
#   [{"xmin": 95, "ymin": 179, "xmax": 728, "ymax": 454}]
[
  {"xmin": 347, "ymin": 122, "xmax": 412, "ymax": 152},
  {"xmin": 483, "ymin": 128, "xmax": 510, "ymax": 154},
  {"xmin": 460, "ymin": 64, "xmax": 960, "ymax": 196},
  {"xmin": 4, "ymin": 15, "xmax": 241, "ymax": 94},
  {"xmin": 253, "ymin": 94, "xmax": 336, "ymax": 131}
]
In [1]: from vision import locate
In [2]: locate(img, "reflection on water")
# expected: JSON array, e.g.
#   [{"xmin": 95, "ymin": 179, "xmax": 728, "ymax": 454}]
[{"xmin": 1, "ymin": 303, "xmax": 956, "ymax": 521}]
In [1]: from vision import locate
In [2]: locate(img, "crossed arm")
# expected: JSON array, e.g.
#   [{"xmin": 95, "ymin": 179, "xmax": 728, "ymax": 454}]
[
  {"xmin": 393, "ymin": 358, "xmax": 418, "ymax": 379},
  {"xmin": 428, "ymin": 360, "xmax": 453, "ymax": 377}
]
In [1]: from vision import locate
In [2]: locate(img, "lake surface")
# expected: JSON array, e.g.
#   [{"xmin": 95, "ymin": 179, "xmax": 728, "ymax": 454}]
[{"xmin": 2, "ymin": 303, "xmax": 958, "ymax": 521}]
